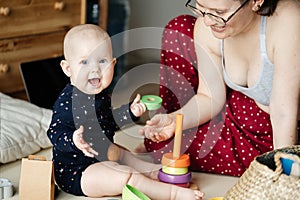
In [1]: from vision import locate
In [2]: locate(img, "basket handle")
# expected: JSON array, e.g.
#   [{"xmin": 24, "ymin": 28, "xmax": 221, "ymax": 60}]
[
  {"xmin": 273, "ymin": 152, "xmax": 285, "ymax": 181},
  {"xmin": 272, "ymin": 151, "xmax": 300, "ymax": 181}
]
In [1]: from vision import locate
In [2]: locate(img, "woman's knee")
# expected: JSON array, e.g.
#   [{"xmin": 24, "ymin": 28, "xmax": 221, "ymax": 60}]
[{"xmin": 164, "ymin": 14, "xmax": 196, "ymax": 36}]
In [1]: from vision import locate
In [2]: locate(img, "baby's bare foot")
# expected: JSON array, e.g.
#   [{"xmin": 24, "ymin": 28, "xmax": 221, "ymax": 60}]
[{"xmin": 194, "ymin": 190, "xmax": 204, "ymax": 199}]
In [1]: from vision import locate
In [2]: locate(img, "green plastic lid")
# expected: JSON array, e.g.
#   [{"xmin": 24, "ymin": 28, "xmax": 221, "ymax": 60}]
[{"xmin": 122, "ymin": 184, "xmax": 151, "ymax": 200}]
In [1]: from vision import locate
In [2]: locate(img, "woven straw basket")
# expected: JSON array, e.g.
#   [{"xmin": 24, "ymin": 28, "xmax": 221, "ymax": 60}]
[{"xmin": 224, "ymin": 145, "xmax": 300, "ymax": 200}]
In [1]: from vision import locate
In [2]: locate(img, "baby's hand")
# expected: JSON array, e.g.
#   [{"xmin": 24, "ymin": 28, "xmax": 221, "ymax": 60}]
[
  {"xmin": 130, "ymin": 94, "xmax": 146, "ymax": 117},
  {"xmin": 73, "ymin": 125, "xmax": 99, "ymax": 157}
]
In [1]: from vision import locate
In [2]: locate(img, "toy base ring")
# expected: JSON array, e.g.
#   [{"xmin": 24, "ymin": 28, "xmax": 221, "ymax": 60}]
[{"xmin": 158, "ymin": 169, "xmax": 191, "ymax": 184}]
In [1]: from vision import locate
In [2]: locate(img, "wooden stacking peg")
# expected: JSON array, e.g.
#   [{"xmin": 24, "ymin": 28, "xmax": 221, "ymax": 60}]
[
  {"xmin": 173, "ymin": 114, "xmax": 183, "ymax": 159},
  {"xmin": 159, "ymin": 114, "xmax": 193, "ymax": 187}
]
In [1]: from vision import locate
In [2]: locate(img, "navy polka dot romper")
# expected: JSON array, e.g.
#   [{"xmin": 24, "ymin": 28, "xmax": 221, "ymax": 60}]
[{"xmin": 47, "ymin": 84, "xmax": 138, "ymax": 196}]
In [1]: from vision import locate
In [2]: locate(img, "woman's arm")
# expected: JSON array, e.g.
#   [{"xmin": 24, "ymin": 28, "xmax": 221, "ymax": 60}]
[
  {"xmin": 269, "ymin": 1, "xmax": 300, "ymax": 148},
  {"xmin": 141, "ymin": 18, "xmax": 226, "ymax": 142},
  {"xmin": 171, "ymin": 18, "xmax": 226, "ymax": 130}
]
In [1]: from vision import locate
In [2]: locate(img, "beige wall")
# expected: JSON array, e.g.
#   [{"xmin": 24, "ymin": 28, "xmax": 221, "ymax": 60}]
[
  {"xmin": 128, "ymin": 0, "xmax": 191, "ymax": 29},
  {"xmin": 125, "ymin": 0, "xmax": 193, "ymax": 66}
]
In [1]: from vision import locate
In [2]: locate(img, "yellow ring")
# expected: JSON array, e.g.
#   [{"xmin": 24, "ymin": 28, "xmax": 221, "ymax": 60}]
[{"xmin": 162, "ymin": 166, "xmax": 189, "ymax": 175}]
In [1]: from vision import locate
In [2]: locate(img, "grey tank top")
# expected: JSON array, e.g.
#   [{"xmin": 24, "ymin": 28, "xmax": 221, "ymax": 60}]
[{"xmin": 221, "ymin": 16, "xmax": 274, "ymax": 106}]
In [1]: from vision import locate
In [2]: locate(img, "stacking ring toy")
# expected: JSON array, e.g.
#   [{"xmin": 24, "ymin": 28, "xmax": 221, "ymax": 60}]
[
  {"xmin": 158, "ymin": 114, "xmax": 199, "ymax": 189},
  {"xmin": 162, "ymin": 166, "xmax": 188, "ymax": 175},
  {"xmin": 140, "ymin": 95, "xmax": 162, "ymax": 110},
  {"xmin": 158, "ymin": 169, "xmax": 192, "ymax": 184},
  {"xmin": 161, "ymin": 153, "xmax": 190, "ymax": 168}
]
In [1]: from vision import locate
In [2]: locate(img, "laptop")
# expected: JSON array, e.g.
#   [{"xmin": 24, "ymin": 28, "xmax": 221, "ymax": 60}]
[{"xmin": 20, "ymin": 56, "xmax": 70, "ymax": 109}]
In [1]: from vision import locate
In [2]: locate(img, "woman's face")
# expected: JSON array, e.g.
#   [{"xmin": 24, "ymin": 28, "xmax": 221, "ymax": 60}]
[{"xmin": 196, "ymin": 0, "xmax": 255, "ymax": 38}]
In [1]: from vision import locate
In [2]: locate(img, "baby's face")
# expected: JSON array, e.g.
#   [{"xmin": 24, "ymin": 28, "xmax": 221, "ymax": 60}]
[{"xmin": 67, "ymin": 36, "xmax": 116, "ymax": 94}]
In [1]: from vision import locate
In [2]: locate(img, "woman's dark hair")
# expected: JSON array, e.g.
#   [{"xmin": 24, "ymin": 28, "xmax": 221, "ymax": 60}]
[{"xmin": 240, "ymin": 0, "xmax": 279, "ymax": 16}]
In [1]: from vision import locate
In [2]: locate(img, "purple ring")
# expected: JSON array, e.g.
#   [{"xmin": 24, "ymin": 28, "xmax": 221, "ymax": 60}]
[{"xmin": 158, "ymin": 169, "xmax": 191, "ymax": 184}]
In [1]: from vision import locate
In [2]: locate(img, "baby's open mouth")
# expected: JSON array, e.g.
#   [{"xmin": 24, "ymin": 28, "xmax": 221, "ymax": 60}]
[{"xmin": 88, "ymin": 78, "xmax": 100, "ymax": 87}]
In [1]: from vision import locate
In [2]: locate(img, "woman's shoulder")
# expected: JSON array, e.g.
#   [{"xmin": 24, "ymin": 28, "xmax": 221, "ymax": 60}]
[
  {"xmin": 270, "ymin": 0, "xmax": 300, "ymax": 24},
  {"xmin": 277, "ymin": 0, "xmax": 300, "ymax": 11},
  {"xmin": 268, "ymin": 0, "xmax": 300, "ymax": 42}
]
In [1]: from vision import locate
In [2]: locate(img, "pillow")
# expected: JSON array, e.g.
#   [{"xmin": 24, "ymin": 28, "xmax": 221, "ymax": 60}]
[{"xmin": 0, "ymin": 93, "xmax": 53, "ymax": 164}]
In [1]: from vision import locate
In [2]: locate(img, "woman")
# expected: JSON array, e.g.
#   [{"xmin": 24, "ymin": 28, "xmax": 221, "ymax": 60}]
[{"xmin": 140, "ymin": 0, "xmax": 300, "ymax": 176}]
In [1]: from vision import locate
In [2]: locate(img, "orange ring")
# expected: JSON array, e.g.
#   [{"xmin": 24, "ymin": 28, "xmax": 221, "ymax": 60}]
[{"xmin": 161, "ymin": 153, "xmax": 190, "ymax": 168}]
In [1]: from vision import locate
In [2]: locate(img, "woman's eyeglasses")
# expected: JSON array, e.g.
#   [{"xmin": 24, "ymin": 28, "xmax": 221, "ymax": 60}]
[{"xmin": 185, "ymin": 0, "xmax": 250, "ymax": 26}]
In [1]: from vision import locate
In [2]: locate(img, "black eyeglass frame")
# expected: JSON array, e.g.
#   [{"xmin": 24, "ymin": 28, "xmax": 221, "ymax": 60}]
[{"xmin": 185, "ymin": 0, "xmax": 250, "ymax": 26}]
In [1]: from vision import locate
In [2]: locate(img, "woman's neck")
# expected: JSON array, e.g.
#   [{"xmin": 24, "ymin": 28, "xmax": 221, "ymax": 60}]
[{"xmin": 232, "ymin": 14, "xmax": 261, "ymax": 40}]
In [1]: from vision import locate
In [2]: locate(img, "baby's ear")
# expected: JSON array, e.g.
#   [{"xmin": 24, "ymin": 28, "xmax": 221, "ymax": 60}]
[
  {"xmin": 60, "ymin": 60, "xmax": 71, "ymax": 77},
  {"xmin": 112, "ymin": 58, "xmax": 117, "ymax": 66}
]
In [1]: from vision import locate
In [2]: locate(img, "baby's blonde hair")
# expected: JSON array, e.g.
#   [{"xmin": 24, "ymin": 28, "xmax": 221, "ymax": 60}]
[{"xmin": 63, "ymin": 24, "xmax": 109, "ymax": 60}]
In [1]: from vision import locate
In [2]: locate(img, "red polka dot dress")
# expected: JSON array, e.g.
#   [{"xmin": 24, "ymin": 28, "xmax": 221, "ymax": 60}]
[{"xmin": 144, "ymin": 15, "xmax": 279, "ymax": 177}]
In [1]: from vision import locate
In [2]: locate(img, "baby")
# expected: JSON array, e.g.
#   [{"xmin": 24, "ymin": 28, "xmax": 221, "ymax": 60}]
[{"xmin": 47, "ymin": 24, "xmax": 203, "ymax": 199}]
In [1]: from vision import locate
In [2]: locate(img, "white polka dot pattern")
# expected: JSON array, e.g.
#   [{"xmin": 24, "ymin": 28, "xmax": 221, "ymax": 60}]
[{"xmin": 144, "ymin": 15, "xmax": 274, "ymax": 177}]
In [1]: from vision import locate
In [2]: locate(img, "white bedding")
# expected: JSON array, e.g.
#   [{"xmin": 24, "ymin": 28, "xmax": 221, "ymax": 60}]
[{"xmin": 0, "ymin": 93, "xmax": 53, "ymax": 164}]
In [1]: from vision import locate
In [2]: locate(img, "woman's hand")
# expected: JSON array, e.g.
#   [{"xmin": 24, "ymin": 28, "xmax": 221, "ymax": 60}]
[
  {"xmin": 130, "ymin": 94, "xmax": 147, "ymax": 117},
  {"xmin": 73, "ymin": 125, "xmax": 98, "ymax": 157},
  {"xmin": 140, "ymin": 114, "xmax": 176, "ymax": 142}
]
